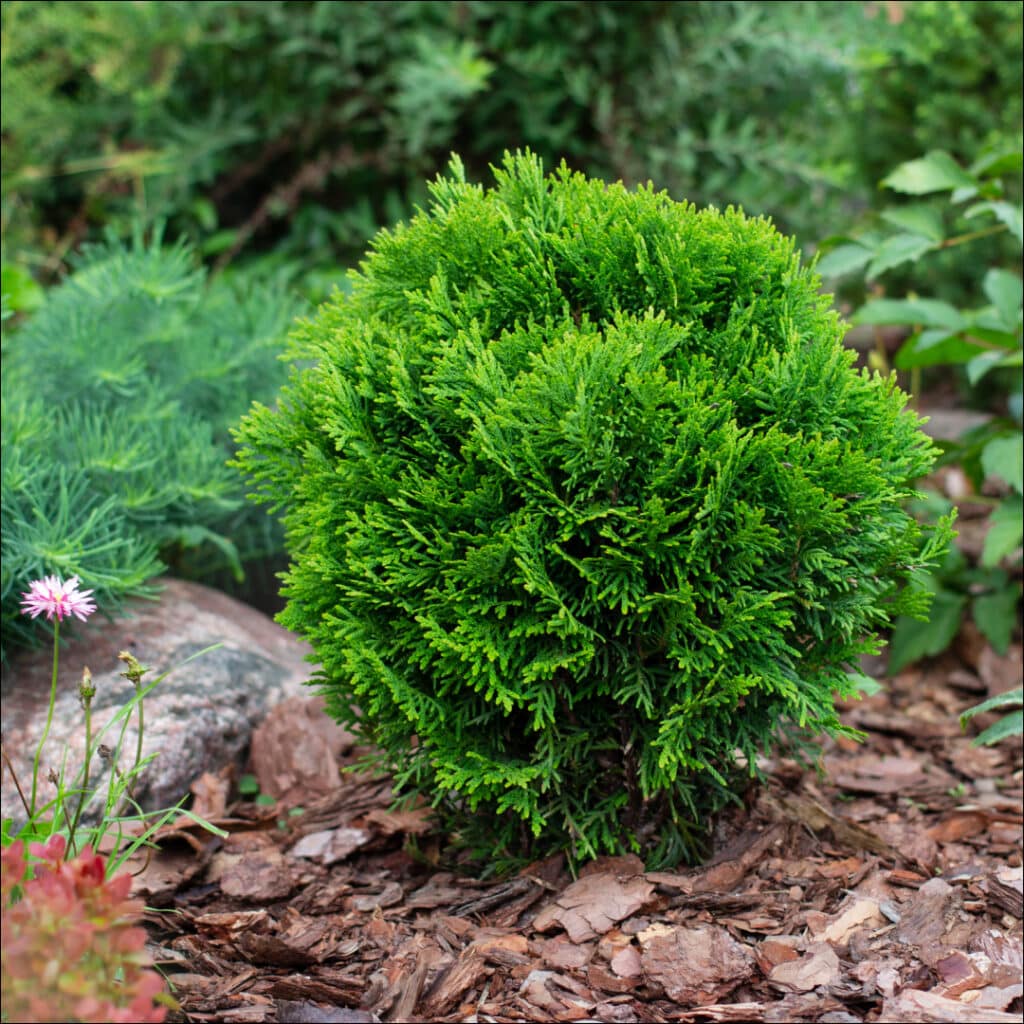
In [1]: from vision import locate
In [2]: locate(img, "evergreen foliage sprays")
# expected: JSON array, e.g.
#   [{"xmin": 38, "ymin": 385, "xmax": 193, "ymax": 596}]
[
  {"xmin": 1, "ymin": 233, "xmax": 297, "ymax": 658},
  {"xmin": 236, "ymin": 154, "xmax": 953, "ymax": 867}
]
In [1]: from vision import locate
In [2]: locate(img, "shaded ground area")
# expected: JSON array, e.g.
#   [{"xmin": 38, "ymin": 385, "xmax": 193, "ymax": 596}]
[{"xmin": 137, "ymin": 619, "xmax": 1022, "ymax": 1024}]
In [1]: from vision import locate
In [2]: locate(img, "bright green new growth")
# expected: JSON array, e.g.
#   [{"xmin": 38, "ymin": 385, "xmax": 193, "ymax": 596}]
[{"xmin": 236, "ymin": 153, "xmax": 953, "ymax": 868}]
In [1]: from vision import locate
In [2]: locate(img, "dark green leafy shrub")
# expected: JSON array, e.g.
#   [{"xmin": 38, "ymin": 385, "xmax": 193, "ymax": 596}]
[
  {"xmin": 1, "ymin": 232, "xmax": 298, "ymax": 659},
  {"xmin": 819, "ymin": 146, "xmax": 1022, "ymax": 672},
  {"xmin": 1, "ymin": 0, "xmax": 873, "ymax": 281},
  {"xmin": 845, "ymin": 2, "xmax": 1023, "ymax": 192},
  {"xmin": 823, "ymin": 2, "xmax": 1023, "ymax": 306},
  {"xmin": 235, "ymin": 153, "xmax": 954, "ymax": 869}
]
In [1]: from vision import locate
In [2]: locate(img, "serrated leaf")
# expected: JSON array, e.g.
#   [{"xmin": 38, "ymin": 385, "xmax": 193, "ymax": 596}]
[
  {"xmin": 887, "ymin": 590, "xmax": 967, "ymax": 674},
  {"xmin": 866, "ymin": 233, "xmax": 937, "ymax": 278},
  {"xmin": 972, "ymin": 586, "xmax": 1020, "ymax": 654},
  {"xmin": 981, "ymin": 435, "xmax": 1024, "ymax": 492},
  {"xmin": 982, "ymin": 269, "xmax": 1023, "ymax": 331},
  {"xmin": 981, "ymin": 495, "xmax": 1024, "ymax": 567},
  {"xmin": 879, "ymin": 206, "xmax": 945, "ymax": 242},
  {"xmin": 881, "ymin": 151, "xmax": 978, "ymax": 195},
  {"xmin": 816, "ymin": 244, "xmax": 873, "ymax": 278},
  {"xmin": 853, "ymin": 297, "xmax": 965, "ymax": 330}
]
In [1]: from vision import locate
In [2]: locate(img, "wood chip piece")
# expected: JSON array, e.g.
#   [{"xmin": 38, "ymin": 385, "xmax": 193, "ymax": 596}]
[
  {"xmin": 640, "ymin": 924, "xmax": 755, "ymax": 1004},
  {"xmin": 533, "ymin": 872, "xmax": 655, "ymax": 943},
  {"xmin": 819, "ymin": 898, "xmax": 885, "ymax": 945},
  {"xmin": 768, "ymin": 943, "xmax": 841, "ymax": 993},
  {"xmin": 988, "ymin": 866, "xmax": 1023, "ymax": 918},
  {"xmin": 290, "ymin": 827, "xmax": 372, "ymax": 865},
  {"xmin": 881, "ymin": 987, "xmax": 1023, "ymax": 1023}
]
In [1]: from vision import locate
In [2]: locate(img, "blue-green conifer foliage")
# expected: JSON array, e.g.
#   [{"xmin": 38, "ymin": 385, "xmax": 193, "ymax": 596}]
[{"xmin": 235, "ymin": 153, "xmax": 953, "ymax": 867}]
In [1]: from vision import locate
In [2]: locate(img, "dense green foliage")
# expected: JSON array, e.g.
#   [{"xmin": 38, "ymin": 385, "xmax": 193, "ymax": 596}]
[
  {"xmin": 236, "ymin": 154, "xmax": 953, "ymax": 867},
  {"xmin": 820, "ymin": 147, "xmax": 1023, "ymax": 672},
  {"xmin": 0, "ymin": 0, "xmax": 924, "ymax": 288},
  {"xmin": 845, "ymin": 2, "xmax": 1023, "ymax": 190},
  {"xmin": 0, "ymin": 234, "xmax": 297, "ymax": 659}
]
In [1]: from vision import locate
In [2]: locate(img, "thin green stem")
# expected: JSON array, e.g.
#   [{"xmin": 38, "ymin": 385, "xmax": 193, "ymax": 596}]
[
  {"xmin": 118, "ymin": 684, "xmax": 146, "ymax": 820},
  {"xmin": 132, "ymin": 691, "xmax": 145, "ymax": 786},
  {"xmin": 29, "ymin": 619, "xmax": 60, "ymax": 819},
  {"xmin": 67, "ymin": 699, "xmax": 93, "ymax": 857}
]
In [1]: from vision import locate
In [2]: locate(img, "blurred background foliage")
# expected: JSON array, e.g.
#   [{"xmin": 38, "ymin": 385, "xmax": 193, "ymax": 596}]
[
  {"xmin": 1, "ymin": 0, "xmax": 1021, "ymax": 668},
  {"xmin": 3, "ymin": 0, "xmax": 1018, "ymax": 297}
]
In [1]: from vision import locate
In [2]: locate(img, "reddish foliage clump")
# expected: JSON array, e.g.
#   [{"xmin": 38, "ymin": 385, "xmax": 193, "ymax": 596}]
[{"xmin": 1, "ymin": 834, "xmax": 168, "ymax": 1023}]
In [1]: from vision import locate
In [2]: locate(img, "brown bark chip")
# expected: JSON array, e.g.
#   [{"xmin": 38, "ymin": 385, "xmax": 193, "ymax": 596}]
[
  {"xmin": 639, "ymin": 923, "xmax": 756, "ymax": 1003},
  {"xmin": 532, "ymin": 870, "xmax": 655, "ymax": 943},
  {"xmin": 135, "ymin": 596, "xmax": 1024, "ymax": 1024},
  {"xmin": 250, "ymin": 695, "xmax": 355, "ymax": 804},
  {"xmin": 768, "ymin": 942, "xmax": 841, "ymax": 993}
]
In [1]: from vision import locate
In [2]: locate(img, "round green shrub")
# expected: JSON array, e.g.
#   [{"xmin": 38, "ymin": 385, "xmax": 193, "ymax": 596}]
[{"xmin": 235, "ymin": 153, "xmax": 953, "ymax": 868}]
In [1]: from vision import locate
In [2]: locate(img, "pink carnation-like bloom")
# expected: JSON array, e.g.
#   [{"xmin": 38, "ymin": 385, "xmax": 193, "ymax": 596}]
[{"xmin": 20, "ymin": 574, "xmax": 97, "ymax": 623}]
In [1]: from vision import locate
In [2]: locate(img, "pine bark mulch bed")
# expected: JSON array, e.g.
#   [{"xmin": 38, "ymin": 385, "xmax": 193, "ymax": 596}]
[{"xmin": 138, "ymin": 629, "xmax": 1022, "ymax": 1024}]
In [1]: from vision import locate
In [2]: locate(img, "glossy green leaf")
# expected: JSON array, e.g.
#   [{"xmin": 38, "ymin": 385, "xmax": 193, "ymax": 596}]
[
  {"xmin": 973, "ymin": 585, "xmax": 1020, "ymax": 654},
  {"xmin": 881, "ymin": 151, "xmax": 978, "ymax": 195},
  {"xmin": 879, "ymin": 205, "xmax": 945, "ymax": 242},
  {"xmin": 915, "ymin": 328, "xmax": 962, "ymax": 353},
  {"xmin": 853, "ymin": 297, "xmax": 964, "ymax": 330},
  {"xmin": 981, "ymin": 495, "xmax": 1024, "ymax": 567},
  {"xmin": 972, "ymin": 710, "xmax": 1024, "ymax": 747},
  {"xmin": 970, "ymin": 149, "xmax": 1024, "ymax": 179},
  {"xmin": 962, "ymin": 687, "xmax": 1024, "ymax": 721},
  {"xmin": 982, "ymin": 435, "xmax": 1024, "ymax": 492},
  {"xmin": 816, "ymin": 244, "xmax": 873, "ymax": 278},
  {"xmin": 894, "ymin": 334, "xmax": 987, "ymax": 370},
  {"xmin": 866, "ymin": 233, "xmax": 937, "ymax": 278},
  {"xmin": 967, "ymin": 349, "xmax": 1023, "ymax": 386},
  {"xmin": 960, "ymin": 322, "xmax": 1021, "ymax": 348},
  {"xmin": 983, "ymin": 269, "xmax": 1023, "ymax": 331},
  {"xmin": 887, "ymin": 590, "xmax": 967, "ymax": 674}
]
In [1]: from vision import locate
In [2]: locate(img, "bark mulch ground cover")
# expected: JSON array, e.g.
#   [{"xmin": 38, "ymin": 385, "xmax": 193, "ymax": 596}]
[{"xmin": 136, "ymin": 613, "xmax": 1022, "ymax": 1024}]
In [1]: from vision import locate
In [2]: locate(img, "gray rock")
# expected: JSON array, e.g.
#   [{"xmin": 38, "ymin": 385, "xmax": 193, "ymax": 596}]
[{"xmin": 1, "ymin": 578, "xmax": 317, "ymax": 832}]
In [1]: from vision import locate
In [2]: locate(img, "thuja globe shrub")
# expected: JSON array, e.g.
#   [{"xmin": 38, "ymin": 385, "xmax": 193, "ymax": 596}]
[{"xmin": 235, "ymin": 153, "xmax": 954, "ymax": 869}]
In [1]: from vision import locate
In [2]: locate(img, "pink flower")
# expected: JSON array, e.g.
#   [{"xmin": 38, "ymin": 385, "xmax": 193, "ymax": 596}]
[{"xmin": 20, "ymin": 574, "xmax": 96, "ymax": 623}]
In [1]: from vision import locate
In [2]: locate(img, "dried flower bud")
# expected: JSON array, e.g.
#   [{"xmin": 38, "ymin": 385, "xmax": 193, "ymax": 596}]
[
  {"xmin": 118, "ymin": 651, "xmax": 147, "ymax": 687},
  {"xmin": 78, "ymin": 666, "xmax": 96, "ymax": 709}
]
